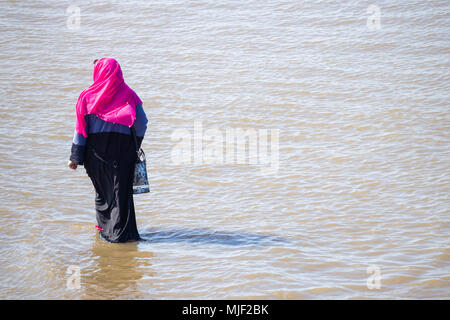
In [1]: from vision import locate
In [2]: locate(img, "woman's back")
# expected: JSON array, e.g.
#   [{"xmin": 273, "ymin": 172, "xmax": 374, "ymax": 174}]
[{"xmin": 70, "ymin": 103, "xmax": 148, "ymax": 166}]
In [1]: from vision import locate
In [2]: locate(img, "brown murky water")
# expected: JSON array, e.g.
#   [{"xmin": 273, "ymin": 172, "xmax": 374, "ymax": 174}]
[{"xmin": 0, "ymin": 0, "xmax": 448, "ymax": 299}]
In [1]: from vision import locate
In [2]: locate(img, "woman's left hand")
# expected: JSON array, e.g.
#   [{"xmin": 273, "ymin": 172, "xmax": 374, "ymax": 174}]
[{"xmin": 68, "ymin": 160, "xmax": 78, "ymax": 170}]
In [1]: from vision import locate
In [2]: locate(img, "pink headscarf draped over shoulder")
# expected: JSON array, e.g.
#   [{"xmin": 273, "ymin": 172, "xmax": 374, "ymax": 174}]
[{"xmin": 75, "ymin": 58, "xmax": 142, "ymax": 138}]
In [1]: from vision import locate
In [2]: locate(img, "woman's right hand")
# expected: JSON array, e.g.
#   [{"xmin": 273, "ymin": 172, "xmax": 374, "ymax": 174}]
[{"xmin": 68, "ymin": 160, "xmax": 78, "ymax": 170}]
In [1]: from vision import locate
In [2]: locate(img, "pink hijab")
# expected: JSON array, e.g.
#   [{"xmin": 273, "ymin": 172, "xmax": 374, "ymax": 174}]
[{"xmin": 75, "ymin": 58, "xmax": 142, "ymax": 138}]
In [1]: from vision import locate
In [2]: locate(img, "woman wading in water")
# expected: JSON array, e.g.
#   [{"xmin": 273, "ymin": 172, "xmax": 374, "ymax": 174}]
[{"xmin": 68, "ymin": 58, "xmax": 148, "ymax": 243}]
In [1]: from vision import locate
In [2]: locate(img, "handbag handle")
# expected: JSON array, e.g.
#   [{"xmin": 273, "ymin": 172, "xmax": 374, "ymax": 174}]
[{"xmin": 130, "ymin": 124, "xmax": 139, "ymax": 155}]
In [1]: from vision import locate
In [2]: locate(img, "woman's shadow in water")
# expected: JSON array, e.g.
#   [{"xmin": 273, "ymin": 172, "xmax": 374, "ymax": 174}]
[{"xmin": 139, "ymin": 227, "xmax": 288, "ymax": 247}]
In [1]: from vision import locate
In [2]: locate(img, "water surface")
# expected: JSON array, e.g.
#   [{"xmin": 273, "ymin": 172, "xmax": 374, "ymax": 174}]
[{"xmin": 0, "ymin": 0, "xmax": 448, "ymax": 299}]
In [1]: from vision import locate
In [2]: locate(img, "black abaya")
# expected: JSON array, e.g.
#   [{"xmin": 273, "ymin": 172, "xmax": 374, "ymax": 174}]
[{"xmin": 83, "ymin": 131, "xmax": 141, "ymax": 243}]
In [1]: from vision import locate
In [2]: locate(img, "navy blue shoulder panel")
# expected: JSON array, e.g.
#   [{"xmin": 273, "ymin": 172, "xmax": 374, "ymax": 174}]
[
  {"xmin": 86, "ymin": 103, "xmax": 147, "ymax": 136},
  {"xmin": 134, "ymin": 103, "xmax": 148, "ymax": 137}
]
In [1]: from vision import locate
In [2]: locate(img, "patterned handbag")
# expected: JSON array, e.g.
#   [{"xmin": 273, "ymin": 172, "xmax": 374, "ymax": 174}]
[{"xmin": 130, "ymin": 125, "xmax": 150, "ymax": 194}]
